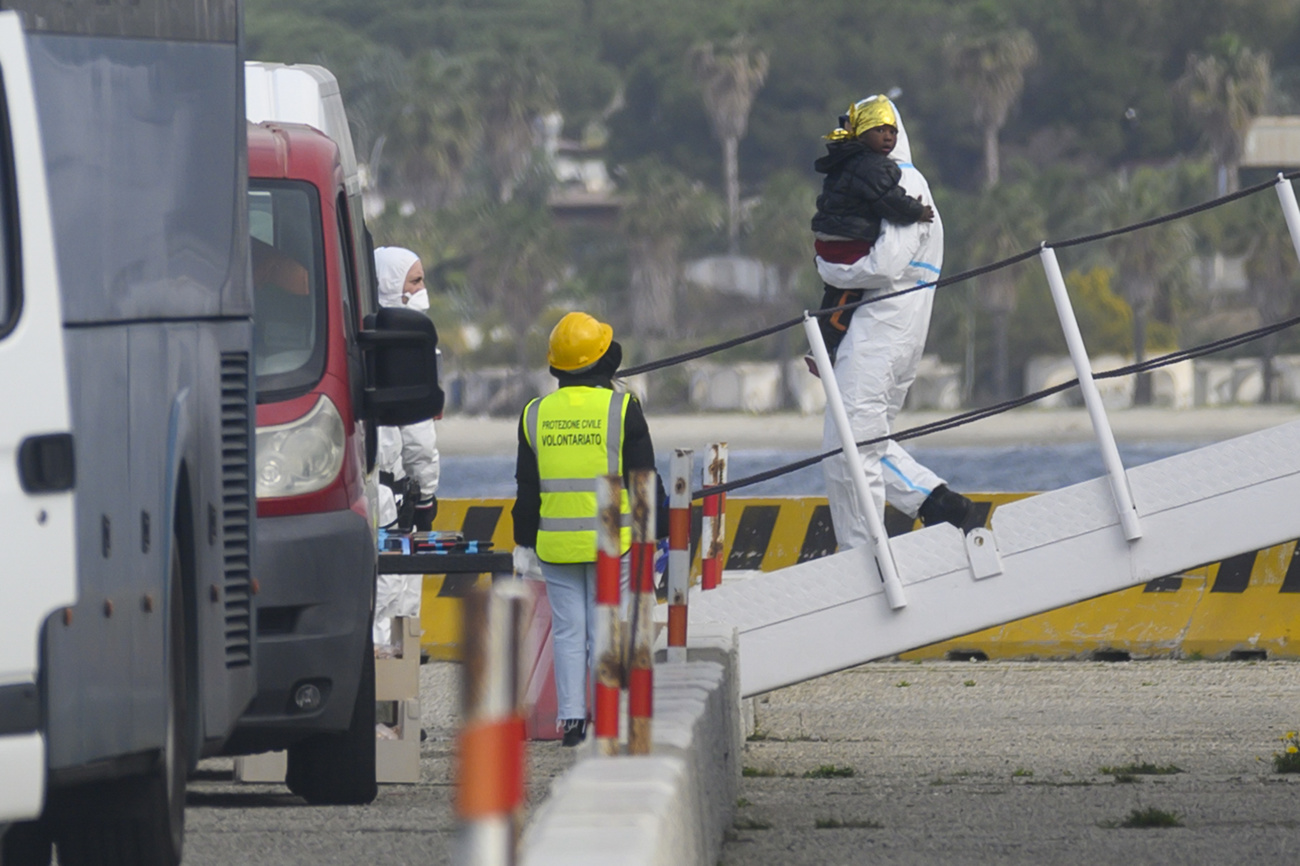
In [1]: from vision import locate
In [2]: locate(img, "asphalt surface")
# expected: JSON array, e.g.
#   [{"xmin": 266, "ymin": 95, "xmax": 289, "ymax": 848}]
[
  {"xmin": 178, "ymin": 659, "xmax": 1300, "ymax": 865},
  {"xmin": 723, "ymin": 660, "xmax": 1300, "ymax": 866},
  {"xmin": 182, "ymin": 662, "xmax": 577, "ymax": 866}
]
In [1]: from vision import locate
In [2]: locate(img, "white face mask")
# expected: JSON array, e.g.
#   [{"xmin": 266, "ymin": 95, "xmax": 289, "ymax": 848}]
[{"xmin": 404, "ymin": 288, "xmax": 429, "ymax": 312}]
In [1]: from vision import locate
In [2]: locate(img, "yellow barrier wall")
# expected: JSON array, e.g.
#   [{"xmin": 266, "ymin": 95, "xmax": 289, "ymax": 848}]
[{"xmin": 423, "ymin": 496, "xmax": 1300, "ymax": 661}]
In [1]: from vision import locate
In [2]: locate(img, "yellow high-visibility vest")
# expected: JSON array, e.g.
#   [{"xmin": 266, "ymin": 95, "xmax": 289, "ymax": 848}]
[{"xmin": 523, "ymin": 387, "xmax": 631, "ymax": 563}]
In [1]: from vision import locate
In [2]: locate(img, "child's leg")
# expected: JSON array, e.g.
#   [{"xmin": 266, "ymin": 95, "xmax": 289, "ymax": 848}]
[{"xmin": 817, "ymin": 285, "xmax": 864, "ymax": 363}]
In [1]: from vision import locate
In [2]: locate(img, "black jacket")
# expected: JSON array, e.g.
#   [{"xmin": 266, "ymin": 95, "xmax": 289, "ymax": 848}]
[
  {"xmin": 513, "ymin": 372, "xmax": 668, "ymax": 550},
  {"xmin": 811, "ymin": 140, "xmax": 928, "ymax": 242}
]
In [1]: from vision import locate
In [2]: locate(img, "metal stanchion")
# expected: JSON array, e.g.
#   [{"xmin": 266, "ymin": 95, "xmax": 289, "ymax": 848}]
[
  {"xmin": 593, "ymin": 475, "xmax": 624, "ymax": 757},
  {"xmin": 804, "ymin": 313, "xmax": 907, "ymax": 610},
  {"xmin": 1039, "ymin": 244, "xmax": 1142, "ymax": 541},
  {"xmin": 666, "ymin": 449, "xmax": 693, "ymax": 663},
  {"xmin": 455, "ymin": 580, "xmax": 530, "ymax": 866},
  {"xmin": 626, "ymin": 469, "xmax": 656, "ymax": 755},
  {"xmin": 701, "ymin": 442, "xmax": 728, "ymax": 590}
]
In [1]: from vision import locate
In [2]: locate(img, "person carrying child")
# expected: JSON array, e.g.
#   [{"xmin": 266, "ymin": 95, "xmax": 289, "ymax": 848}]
[
  {"xmin": 810, "ymin": 94, "xmax": 935, "ymax": 364},
  {"xmin": 809, "ymin": 94, "xmax": 979, "ymax": 545}
]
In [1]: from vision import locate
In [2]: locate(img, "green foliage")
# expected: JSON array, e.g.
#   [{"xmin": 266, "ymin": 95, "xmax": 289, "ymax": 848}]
[
  {"xmin": 803, "ymin": 765, "xmax": 855, "ymax": 778},
  {"xmin": 1113, "ymin": 807, "xmax": 1184, "ymax": 828},
  {"xmin": 742, "ymin": 766, "xmax": 776, "ymax": 777},
  {"xmin": 814, "ymin": 817, "xmax": 884, "ymax": 829},
  {"xmin": 1272, "ymin": 731, "xmax": 1300, "ymax": 773},
  {"xmin": 1099, "ymin": 762, "xmax": 1184, "ymax": 776}
]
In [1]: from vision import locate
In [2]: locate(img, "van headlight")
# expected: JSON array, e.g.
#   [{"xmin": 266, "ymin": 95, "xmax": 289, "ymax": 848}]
[{"xmin": 256, "ymin": 395, "xmax": 346, "ymax": 499}]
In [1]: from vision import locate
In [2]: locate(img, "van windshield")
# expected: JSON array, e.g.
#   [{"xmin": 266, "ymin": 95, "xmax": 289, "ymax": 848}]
[{"xmin": 249, "ymin": 182, "xmax": 327, "ymax": 400}]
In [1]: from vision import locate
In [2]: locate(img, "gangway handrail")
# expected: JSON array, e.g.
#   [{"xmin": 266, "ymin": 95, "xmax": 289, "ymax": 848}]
[{"xmin": 621, "ymin": 169, "xmax": 1300, "ymax": 380}]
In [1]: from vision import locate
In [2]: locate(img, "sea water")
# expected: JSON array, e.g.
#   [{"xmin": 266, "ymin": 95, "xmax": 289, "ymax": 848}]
[{"xmin": 435, "ymin": 440, "xmax": 1212, "ymax": 499}]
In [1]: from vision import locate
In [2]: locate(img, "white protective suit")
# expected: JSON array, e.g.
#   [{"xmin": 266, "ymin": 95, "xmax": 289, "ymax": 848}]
[
  {"xmin": 819, "ymin": 98, "xmax": 949, "ymax": 550},
  {"xmin": 373, "ymin": 246, "xmax": 440, "ymax": 648}
]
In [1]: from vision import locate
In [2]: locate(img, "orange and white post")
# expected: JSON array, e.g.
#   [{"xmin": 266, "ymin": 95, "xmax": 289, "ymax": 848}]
[
  {"xmin": 593, "ymin": 474, "xmax": 624, "ymax": 757},
  {"xmin": 626, "ymin": 468, "xmax": 657, "ymax": 755},
  {"xmin": 666, "ymin": 449, "xmax": 693, "ymax": 663},
  {"xmin": 456, "ymin": 580, "xmax": 530, "ymax": 866},
  {"xmin": 701, "ymin": 442, "xmax": 728, "ymax": 590}
]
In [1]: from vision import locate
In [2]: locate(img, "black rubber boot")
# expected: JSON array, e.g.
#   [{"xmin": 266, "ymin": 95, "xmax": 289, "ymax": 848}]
[
  {"xmin": 918, "ymin": 485, "xmax": 977, "ymax": 532},
  {"xmin": 560, "ymin": 719, "xmax": 587, "ymax": 747}
]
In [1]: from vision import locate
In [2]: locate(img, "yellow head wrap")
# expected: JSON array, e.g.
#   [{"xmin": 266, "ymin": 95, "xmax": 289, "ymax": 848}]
[{"xmin": 825, "ymin": 95, "xmax": 897, "ymax": 141}]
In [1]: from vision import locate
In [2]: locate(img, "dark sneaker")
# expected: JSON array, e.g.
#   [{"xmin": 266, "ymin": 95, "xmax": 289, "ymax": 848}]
[
  {"xmin": 918, "ymin": 485, "xmax": 979, "ymax": 533},
  {"xmin": 560, "ymin": 719, "xmax": 587, "ymax": 747}
]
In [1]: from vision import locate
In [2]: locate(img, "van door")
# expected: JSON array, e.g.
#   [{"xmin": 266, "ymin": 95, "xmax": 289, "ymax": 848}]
[{"xmin": 0, "ymin": 9, "xmax": 77, "ymax": 824}]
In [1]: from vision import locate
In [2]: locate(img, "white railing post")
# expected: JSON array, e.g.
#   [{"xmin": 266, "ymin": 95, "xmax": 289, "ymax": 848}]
[
  {"xmin": 666, "ymin": 449, "xmax": 693, "ymax": 663},
  {"xmin": 455, "ymin": 580, "xmax": 530, "ymax": 866},
  {"xmin": 803, "ymin": 312, "xmax": 907, "ymax": 610},
  {"xmin": 1274, "ymin": 174, "xmax": 1300, "ymax": 263},
  {"xmin": 1038, "ymin": 244, "xmax": 1142, "ymax": 541},
  {"xmin": 626, "ymin": 469, "xmax": 656, "ymax": 755},
  {"xmin": 593, "ymin": 475, "xmax": 624, "ymax": 756}
]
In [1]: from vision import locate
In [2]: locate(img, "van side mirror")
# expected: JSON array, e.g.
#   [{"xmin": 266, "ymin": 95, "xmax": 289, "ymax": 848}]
[{"xmin": 358, "ymin": 307, "xmax": 444, "ymax": 426}]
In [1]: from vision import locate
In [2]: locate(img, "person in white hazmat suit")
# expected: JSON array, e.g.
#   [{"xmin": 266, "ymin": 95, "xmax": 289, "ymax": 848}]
[
  {"xmin": 813, "ymin": 96, "xmax": 978, "ymax": 548},
  {"xmin": 372, "ymin": 245, "xmax": 441, "ymax": 651}
]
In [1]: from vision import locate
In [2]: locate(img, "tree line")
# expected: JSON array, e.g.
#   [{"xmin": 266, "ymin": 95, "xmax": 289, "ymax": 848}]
[{"xmin": 247, "ymin": 0, "xmax": 1300, "ymax": 408}]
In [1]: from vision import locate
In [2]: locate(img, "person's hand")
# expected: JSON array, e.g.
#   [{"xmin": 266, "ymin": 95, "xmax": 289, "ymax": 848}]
[
  {"xmin": 513, "ymin": 546, "xmax": 543, "ymax": 580},
  {"xmin": 919, "ymin": 204, "xmax": 935, "ymax": 223}
]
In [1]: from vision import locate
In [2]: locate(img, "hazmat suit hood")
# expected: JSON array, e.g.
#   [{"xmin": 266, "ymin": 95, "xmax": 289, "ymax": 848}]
[{"xmin": 375, "ymin": 246, "xmax": 421, "ymax": 309}]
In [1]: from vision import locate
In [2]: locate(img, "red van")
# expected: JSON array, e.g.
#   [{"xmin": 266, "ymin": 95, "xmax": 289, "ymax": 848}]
[{"xmin": 224, "ymin": 116, "xmax": 440, "ymax": 804}]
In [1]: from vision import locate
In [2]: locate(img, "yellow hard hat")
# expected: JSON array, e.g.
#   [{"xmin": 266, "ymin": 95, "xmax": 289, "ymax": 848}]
[{"xmin": 547, "ymin": 312, "xmax": 613, "ymax": 371}]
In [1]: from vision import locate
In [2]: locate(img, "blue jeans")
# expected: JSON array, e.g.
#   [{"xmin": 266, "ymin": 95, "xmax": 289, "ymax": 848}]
[{"xmin": 540, "ymin": 556, "xmax": 630, "ymax": 722}]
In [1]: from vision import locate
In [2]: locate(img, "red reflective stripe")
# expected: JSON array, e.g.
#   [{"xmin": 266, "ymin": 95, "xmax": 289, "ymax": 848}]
[
  {"xmin": 455, "ymin": 716, "xmax": 526, "ymax": 818},
  {"xmin": 628, "ymin": 667, "xmax": 653, "ymax": 718},
  {"xmin": 667, "ymin": 605, "xmax": 687, "ymax": 647},
  {"xmin": 596, "ymin": 549, "xmax": 621, "ymax": 605},
  {"xmin": 669, "ymin": 508, "xmax": 690, "ymax": 550},
  {"xmin": 631, "ymin": 541, "xmax": 655, "ymax": 593},
  {"xmin": 594, "ymin": 683, "xmax": 619, "ymax": 738}
]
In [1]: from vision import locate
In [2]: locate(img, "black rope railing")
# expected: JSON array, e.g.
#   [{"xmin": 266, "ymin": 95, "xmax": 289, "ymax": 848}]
[
  {"xmin": 620, "ymin": 170, "xmax": 1300, "ymax": 379},
  {"xmin": 689, "ymin": 310, "xmax": 1300, "ymax": 501}
]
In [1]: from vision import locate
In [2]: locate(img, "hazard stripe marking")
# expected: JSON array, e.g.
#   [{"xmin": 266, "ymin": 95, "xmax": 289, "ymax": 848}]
[
  {"xmin": 726, "ymin": 505, "xmax": 779, "ymax": 571},
  {"xmin": 1211, "ymin": 550, "xmax": 1257, "ymax": 593},
  {"xmin": 883, "ymin": 505, "xmax": 914, "ymax": 537},
  {"xmin": 1279, "ymin": 542, "xmax": 1300, "ymax": 592},
  {"xmin": 437, "ymin": 573, "xmax": 481, "ymax": 597},
  {"xmin": 1143, "ymin": 575, "xmax": 1184, "ymax": 593},
  {"xmin": 462, "ymin": 505, "xmax": 502, "ymax": 542},
  {"xmin": 797, "ymin": 505, "xmax": 837, "ymax": 563}
]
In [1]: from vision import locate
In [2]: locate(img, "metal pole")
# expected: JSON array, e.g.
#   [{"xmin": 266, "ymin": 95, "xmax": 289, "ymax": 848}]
[
  {"xmin": 626, "ymin": 469, "xmax": 656, "ymax": 755},
  {"xmin": 1038, "ymin": 245, "xmax": 1142, "ymax": 541},
  {"xmin": 803, "ymin": 312, "xmax": 907, "ymax": 610},
  {"xmin": 700, "ymin": 443, "xmax": 728, "ymax": 590},
  {"xmin": 455, "ymin": 581, "xmax": 530, "ymax": 866},
  {"xmin": 666, "ymin": 449, "xmax": 693, "ymax": 663},
  {"xmin": 593, "ymin": 475, "xmax": 623, "ymax": 757},
  {"xmin": 1274, "ymin": 174, "xmax": 1300, "ymax": 264}
]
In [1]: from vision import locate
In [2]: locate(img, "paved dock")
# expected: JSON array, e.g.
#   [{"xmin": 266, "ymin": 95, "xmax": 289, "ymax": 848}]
[{"xmin": 724, "ymin": 660, "xmax": 1300, "ymax": 866}]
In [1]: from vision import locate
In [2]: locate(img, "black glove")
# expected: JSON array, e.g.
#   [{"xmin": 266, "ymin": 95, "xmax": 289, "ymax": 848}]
[
  {"xmin": 396, "ymin": 477, "xmax": 420, "ymax": 532},
  {"xmin": 414, "ymin": 495, "xmax": 437, "ymax": 532}
]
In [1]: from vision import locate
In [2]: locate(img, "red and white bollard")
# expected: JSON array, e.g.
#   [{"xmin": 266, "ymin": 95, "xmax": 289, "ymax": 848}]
[
  {"xmin": 626, "ymin": 469, "xmax": 656, "ymax": 754},
  {"xmin": 700, "ymin": 442, "xmax": 728, "ymax": 590},
  {"xmin": 593, "ymin": 474, "xmax": 624, "ymax": 757},
  {"xmin": 456, "ymin": 580, "xmax": 531, "ymax": 866},
  {"xmin": 666, "ymin": 449, "xmax": 693, "ymax": 663}
]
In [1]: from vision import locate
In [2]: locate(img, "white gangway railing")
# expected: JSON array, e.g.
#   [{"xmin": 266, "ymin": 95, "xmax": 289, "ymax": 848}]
[{"xmin": 691, "ymin": 175, "xmax": 1300, "ymax": 697}]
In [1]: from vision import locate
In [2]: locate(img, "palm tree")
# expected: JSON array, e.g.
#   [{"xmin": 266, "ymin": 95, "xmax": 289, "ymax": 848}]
[
  {"xmin": 1175, "ymin": 35, "xmax": 1270, "ymax": 195},
  {"xmin": 963, "ymin": 180, "xmax": 1045, "ymax": 401},
  {"xmin": 1091, "ymin": 166, "xmax": 1196, "ymax": 405},
  {"xmin": 619, "ymin": 159, "xmax": 720, "ymax": 353},
  {"xmin": 476, "ymin": 48, "xmax": 558, "ymax": 203},
  {"xmin": 384, "ymin": 51, "xmax": 482, "ymax": 210},
  {"xmin": 688, "ymin": 35, "xmax": 769, "ymax": 254},
  {"xmin": 944, "ymin": 27, "xmax": 1037, "ymax": 190}
]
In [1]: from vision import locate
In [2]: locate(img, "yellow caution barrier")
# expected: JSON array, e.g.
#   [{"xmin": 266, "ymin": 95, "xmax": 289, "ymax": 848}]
[{"xmin": 424, "ymin": 496, "xmax": 1300, "ymax": 661}]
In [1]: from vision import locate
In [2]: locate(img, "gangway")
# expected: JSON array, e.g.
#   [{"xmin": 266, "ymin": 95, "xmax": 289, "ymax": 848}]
[
  {"xmin": 690, "ymin": 417, "xmax": 1300, "ymax": 695},
  {"xmin": 688, "ymin": 174, "xmax": 1300, "ymax": 698}
]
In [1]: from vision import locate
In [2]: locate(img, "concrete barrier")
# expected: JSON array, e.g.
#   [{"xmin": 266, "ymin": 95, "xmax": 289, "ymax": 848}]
[{"xmin": 520, "ymin": 623, "xmax": 741, "ymax": 866}]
